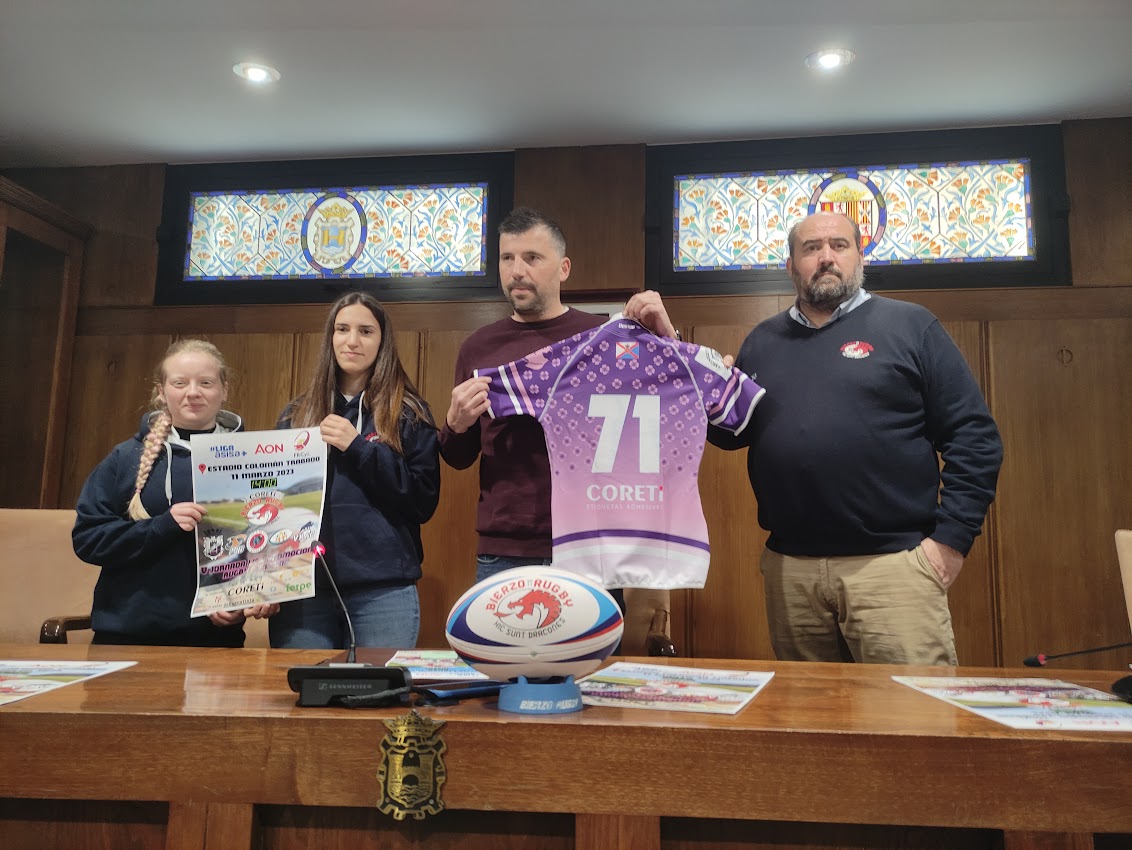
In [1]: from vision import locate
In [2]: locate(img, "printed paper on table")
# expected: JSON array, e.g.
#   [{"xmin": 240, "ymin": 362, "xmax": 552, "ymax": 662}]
[
  {"xmin": 0, "ymin": 660, "xmax": 137, "ymax": 707},
  {"xmin": 578, "ymin": 661, "xmax": 774, "ymax": 714},
  {"xmin": 386, "ymin": 650, "xmax": 491, "ymax": 682},
  {"xmin": 893, "ymin": 676, "xmax": 1132, "ymax": 731}
]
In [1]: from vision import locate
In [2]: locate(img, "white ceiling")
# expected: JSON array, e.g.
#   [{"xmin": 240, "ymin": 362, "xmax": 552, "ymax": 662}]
[{"xmin": 2, "ymin": 0, "xmax": 1130, "ymax": 168}]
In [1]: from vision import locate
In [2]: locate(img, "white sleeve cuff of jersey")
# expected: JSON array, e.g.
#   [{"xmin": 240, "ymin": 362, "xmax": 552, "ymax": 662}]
[{"xmin": 472, "ymin": 368, "xmax": 497, "ymax": 419}]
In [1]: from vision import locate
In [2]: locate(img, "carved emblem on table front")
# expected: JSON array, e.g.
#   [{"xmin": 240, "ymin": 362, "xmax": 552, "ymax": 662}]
[{"xmin": 377, "ymin": 709, "xmax": 447, "ymax": 820}]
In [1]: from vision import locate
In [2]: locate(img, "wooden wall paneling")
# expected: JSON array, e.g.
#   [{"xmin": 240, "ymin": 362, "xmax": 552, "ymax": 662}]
[
  {"xmin": 1063, "ymin": 118, "xmax": 1132, "ymax": 287},
  {"xmin": 0, "ymin": 176, "xmax": 93, "ymax": 240},
  {"xmin": 0, "ymin": 799, "xmax": 167, "ymax": 850},
  {"xmin": 5, "ymin": 204, "xmax": 77, "ymax": 253},
  {"xmin": 42, "ymin": 246, "xmax": 85, "ymax": 507},
  {"xmin": 0, "ymin": 186, "xmax": 87, "ymax": 508},
  {"xmin": 396, "ymin": 330, "xmax": 421, "ymax": 390},
  {"xmin": 70, "ymin": 287, "xmax": 1132, "ymax": 342},
  {"xmin": 514, "ymin": 145, "xmax": 646, "ymax": 294},
  {"xmin": 3, "ymin": 164, "xmax": 165, "ymax": 308},
  {"xmin": 940, "ymin": 320, "xmax": 1000, "ymax": 667},
  {"xmin": 417, "ymin": 330, "xmax": 480, "ymax": 647},
  {"xmin": 661, "ymin": 287, "xmax": 1132, "ymax": 329},
  {"xmin": 76, "ymin": 300, "xmax": 516, "ymax": 338},
  {"xmin": 576, "ymin": 814, "xmax": 660, "ymax": 850},
  {"xmin": 0, "ymin": 231, "xmax": 67, "ymax": 508},
  {"xmin": 201, "ymin": 801, "xmax": 255, "ymax": 850},
  {"xmin": 59, "ymin": 334, "xmax": 172, "ymax": 509},
  {"xmin": 291, "ymin": 333, "xmax": 322, "ymax": 401},
  {"xmin": 687, "ymin": 322, "xmax": 778, "ymax": 660},
  {"xmin": 989, "ymin": 318, "xmax": 1132, "ymax": 670},
  {"xmin": 164, "ymin": 801, "xmax": 209, "ymax": 850},
  {"xmin": 194, "ymin": 334, "xmax": 296, "ymax": 433},
  {"xmin": 165, "ymin": 801, "xmax": 257, "ymax": 850},
  {"xmin": 258, "ymin": 806, "xmax": 573, "ymax": 849},
  {"xmin": 0, "ymin": 184, "xmax": 90, "ymax": 507},
  {"xmin": 661, "ymin": 294, "xmax": 780, "ymax": 332},
  {"xmin": 663, "ymin": 817, "xmax": 1000, "ymax": 850},
  {"xmin": 1003, "ymin": 832, "xmax": 1095, "ymax": 850}
]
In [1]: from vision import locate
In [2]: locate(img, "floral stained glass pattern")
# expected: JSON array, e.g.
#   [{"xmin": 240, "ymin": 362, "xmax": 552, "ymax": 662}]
[
  {"xmin": 185, "ymin": 184, "xmax": 487, "ymax": 280},
  {"xmin": 675, "ymin": 161, "xmax": 1032, "ymax": 271}
]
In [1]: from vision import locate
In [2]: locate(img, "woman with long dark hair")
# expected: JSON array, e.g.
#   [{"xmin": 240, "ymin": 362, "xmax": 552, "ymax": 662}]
[{"xmin": 270, "ymin": 292, "xmax": 440, "ymax": 649}]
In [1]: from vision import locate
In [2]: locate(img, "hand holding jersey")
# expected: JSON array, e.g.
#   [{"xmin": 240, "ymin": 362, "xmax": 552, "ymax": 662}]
[
  {"xmin": 623, "ymin": 289, "xmax": 678, "ymax": 341},
  {"xmin": 476, "ymin": 316, "xmax": 764, "ymax": 590},
  {"xmin": 446, "ymin": 376, "xmax": 492, "ymax": 434}
]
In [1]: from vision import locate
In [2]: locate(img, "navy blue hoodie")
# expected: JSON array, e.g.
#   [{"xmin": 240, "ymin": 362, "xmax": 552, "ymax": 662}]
[
  {"xmin": 277, "ymin": 393, "xmax": 440, "ymax": 591},
  {"xmin": 72, "ymin": 411, "xmax": 248, "ymax": 646}
]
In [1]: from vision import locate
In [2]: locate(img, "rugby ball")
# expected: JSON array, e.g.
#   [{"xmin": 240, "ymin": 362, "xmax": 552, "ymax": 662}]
[{"xmin": 446, "ymin": 566, "xmax": 624, "ymax": 681}]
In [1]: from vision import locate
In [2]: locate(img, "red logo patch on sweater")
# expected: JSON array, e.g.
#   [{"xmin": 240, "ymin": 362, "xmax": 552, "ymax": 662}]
[
  {"xmin": 840, "ymin": 340, "xmax": 874, "ymax": 360},
  {"xmin": 364, "ymin": 432, "xmax": 382, "ymax": 443}
]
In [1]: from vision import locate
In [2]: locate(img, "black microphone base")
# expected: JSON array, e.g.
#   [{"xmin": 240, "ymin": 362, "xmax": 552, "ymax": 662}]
[
  {"xmin": 1113, "ymin": 675, "xmax": 1132, "ymax": 704},
  {"xmin": 287, "ymin": 664, "xmax": 411, "ymax": 707}
]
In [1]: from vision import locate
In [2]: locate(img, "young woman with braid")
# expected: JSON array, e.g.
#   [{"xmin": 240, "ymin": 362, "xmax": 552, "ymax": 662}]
[
  {"xmin": 270, "ymin": 292, "xmax": 440, "ymax": 650},
  {"xmin": 72, "ymin": 339, "xmax": 277, "ymax": 646}
]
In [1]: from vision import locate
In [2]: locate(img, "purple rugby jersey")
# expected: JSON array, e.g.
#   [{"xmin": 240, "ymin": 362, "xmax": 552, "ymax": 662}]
[{"xmin": 475, "ymin": 317, "xmax": 764, "ymax": 589}]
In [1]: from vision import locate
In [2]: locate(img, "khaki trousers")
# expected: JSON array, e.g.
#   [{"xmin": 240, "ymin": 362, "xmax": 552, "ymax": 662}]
[{"xmin": 760, "ymin": 546, "xmax": 957, "ymax": 666}]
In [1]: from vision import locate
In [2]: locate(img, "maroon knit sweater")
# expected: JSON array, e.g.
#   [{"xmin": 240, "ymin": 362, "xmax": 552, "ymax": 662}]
[{"xmin": 438, "ymin": 308, "xmax": 604, "ymax": 557}]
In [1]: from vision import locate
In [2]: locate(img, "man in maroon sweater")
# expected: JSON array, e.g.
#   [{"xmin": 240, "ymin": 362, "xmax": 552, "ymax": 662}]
[{"xmin": 439, "ymin": 207, "xmax": 675, "ymax": 583}]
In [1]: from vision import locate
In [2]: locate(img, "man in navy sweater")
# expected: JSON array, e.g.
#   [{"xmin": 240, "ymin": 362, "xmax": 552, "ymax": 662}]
[{"xmin": 709, "ymin": 211, "xmax": 1002, "ymax": 665}]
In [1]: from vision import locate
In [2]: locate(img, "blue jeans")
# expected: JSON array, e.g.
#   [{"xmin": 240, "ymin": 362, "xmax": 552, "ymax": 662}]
[
  {"xmin": 269, "ymin": 584, "xmax": 420, "ymax": 650},
  {"xmin": 475, "ymin": 554, "xmax": 553, "ymax": 583},
  {"xmin": 475, "ymin": 554, "xmax": 626, "ymax": 620}
]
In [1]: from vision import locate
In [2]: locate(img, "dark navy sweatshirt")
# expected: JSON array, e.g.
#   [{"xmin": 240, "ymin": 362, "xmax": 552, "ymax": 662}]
[
  {"xmin": 709, "ymin": 296, "xmax": 1002, "ymax": 557},
  {"xmin": 278, "ymin": 392, "xmax": 440, "ymax": 591},
  {"xmin": 72, "ymin": 411, "xmax": 247, "ymax": 646}
]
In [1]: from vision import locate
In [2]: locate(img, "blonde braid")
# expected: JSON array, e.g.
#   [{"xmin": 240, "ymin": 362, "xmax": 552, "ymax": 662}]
[{"xmin": 127, "ymin": 412, "xmax": 173, "ymax": 521}]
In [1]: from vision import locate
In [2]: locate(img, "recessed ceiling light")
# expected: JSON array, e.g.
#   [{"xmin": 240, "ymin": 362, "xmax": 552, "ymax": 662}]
[
  {"xmin": 233, "ymin": 62, "xmax": 280, "ymax": 84},
  {"xmin": 804, "ymin": 49, "xmax": 856, "ymax": 71}
]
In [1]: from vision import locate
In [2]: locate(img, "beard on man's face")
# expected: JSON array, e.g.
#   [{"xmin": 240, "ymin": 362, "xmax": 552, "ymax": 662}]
[
  {"xmin": 793, "ymin": 260, "xmax": 864, "ymax": 312},
  {"xmin": 505, "ymin": 283, "xmax": 549, "ymax": 317}
]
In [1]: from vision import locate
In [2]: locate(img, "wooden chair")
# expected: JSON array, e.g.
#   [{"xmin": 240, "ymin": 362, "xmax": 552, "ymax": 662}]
[
  {"xmin": 1112, "ymin": 531, "xmax": 1132, "ymax": 702},
  {"xmin": 0, "ymin": 509, "xmax": 96, "ymax": 644},
  {"xmin": 1116, "ymin": 530, "xmax": 1132, "ymax": 635},
  {"xmin": 0, "ymin": 508, "xmax": 269, "ymax": 647}
]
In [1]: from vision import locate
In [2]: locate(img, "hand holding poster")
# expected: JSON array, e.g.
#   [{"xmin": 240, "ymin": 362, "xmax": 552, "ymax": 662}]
[{"xmin": 190, "ymin": 428, "xmax": 327, "ymax": 617}]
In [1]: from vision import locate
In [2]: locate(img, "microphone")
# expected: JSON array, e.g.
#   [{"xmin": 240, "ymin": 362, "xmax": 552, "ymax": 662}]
[
  {"xmin": 1022, "ymin": 640, "xmax": 1132, "ymax": 667},
  {"xmin": 286, "ymin": 541, "xmax": 411, "ymax": 706}
]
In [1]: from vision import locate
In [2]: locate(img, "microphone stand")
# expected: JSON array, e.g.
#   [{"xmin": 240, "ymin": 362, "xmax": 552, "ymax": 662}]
[
  {"xmin": 286, "ymin": 542, "xmax": 411, "ymax": 706},
  {"xmin": 315, "ymin": 544, "xmax": 359, "ymax": 665},
  {"xmin": 1023, "ymin": 640, "xmax": 1132, "ymax": 667},
  {"xmin": 1022, "ymin": 640, "xmax": 1132, "ymax": 705}
]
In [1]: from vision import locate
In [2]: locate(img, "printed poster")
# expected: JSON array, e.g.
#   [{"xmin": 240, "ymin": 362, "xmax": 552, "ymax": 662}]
[
  {"xmin": 893, "ymin": 676, "xmax": 1132, "ymax": 731},
  {"xmin": 0, "ymin": 660, "xmax": 137, "ymax": 707},
  {"xmin": 386, "ymin": 650, "xmax": 491, "ymax": 682},
  {"xmin": 578, "ymin": 662, "xmax": 774, "ymax": 714},
  {"xmin": 190, "ymin": 428, "xmax": 327, "ymax": 616}
]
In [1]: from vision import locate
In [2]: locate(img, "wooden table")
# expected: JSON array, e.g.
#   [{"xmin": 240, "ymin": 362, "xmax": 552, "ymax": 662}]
[{"xmin": 1, "ymin": 643, "xmax": 1129, "ymax": 850}]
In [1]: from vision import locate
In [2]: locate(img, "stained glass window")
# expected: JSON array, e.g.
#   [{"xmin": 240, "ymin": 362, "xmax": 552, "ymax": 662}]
[
  {"xmin": 674, "ymin": 161, "xmax": 1032, "ymax": 271},
  {"xmin": 184, "ymin": 183, "xmax": 487, "ymax": 280}
]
